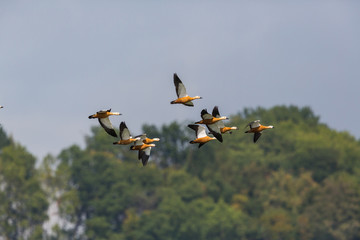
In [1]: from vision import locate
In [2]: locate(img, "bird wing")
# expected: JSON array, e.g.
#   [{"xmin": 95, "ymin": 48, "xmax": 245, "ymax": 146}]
[
  {"xmin": 207, "ymin": 122, "xmax": 223, "ymax": 142},
  {"xmin": 183, "ymin": 101, "xmax": 194, "ymax": 107},
  {"xmin": 188, "ymin": 124, "xmax": 207, "ymax": 139},
  {"xmin": 98, "ymin": 118, "xmax": 117, "ymax": 137},
  {"xmin": 196, "ymin": 125, "xmax": 207, "ymax": 138},
  {"xmin": 140, "ymin": 147, "xmax": 151, "ymax": 166},
  {"xmin": 201, "ymin": 109, "xmax": 213, "ymax": 120},
  {"xmin": 212, "ymin": 106, "xmax": 225, "ymax": 127},
  {"xmin": 120, "ymin": 122, "xmax": 131, "ymax": 140},
  {"xmin": 212, "ymin": 106, "xmax": 220, "ymax": 118},
  {"xmin": 97, "ymin": 109, "xmax": 110, "ymax": 114},
  {"xmin": 134, "ymin": 134, "xmax": 146, "ymax": 146},
  {"xmin": 247, "ymin": 120, "xmax": 261, "ymax": 129},
  {"xmin": 173, "ymin": 73, "xmax": 188, "ymax": 98},
  {"xmin": 254, "ymin": 132, "xmax": 262, "ymax": 143}
]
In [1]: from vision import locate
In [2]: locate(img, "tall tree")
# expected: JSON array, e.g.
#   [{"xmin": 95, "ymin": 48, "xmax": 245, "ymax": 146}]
[{"xmin": 0, "ymin": 144, "xmax": 48, "ymax": 239}]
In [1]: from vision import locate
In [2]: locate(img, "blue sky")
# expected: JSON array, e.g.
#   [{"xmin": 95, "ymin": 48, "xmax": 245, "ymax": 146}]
[{"xmin": 0, "ymin": 1, "xmax": 359, "ymax": 159}]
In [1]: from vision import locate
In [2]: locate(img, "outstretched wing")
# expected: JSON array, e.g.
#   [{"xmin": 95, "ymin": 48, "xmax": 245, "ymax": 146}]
[
  {"xmin": 98, "ymin": 118, "xmax": 117, "ymax": 137},
  {"xmin": 188, "ymin": 124, "xmax": 207, "ymax": 139},
  {"xmin": 212, "ymin": 106, "xmax": 220, "ymax": 118},
  {"xmin": 173, "ymin": 73, "xmax": 187, "ymax": 98},
  {"xmin": 247, "ymin": 120, "xmax": 261, "ymax": 129},
  {"xmin": 119, "ymin": 121, "xmax": 131, "ymax": 140},
  {"xmin": 139, "ymin": 147, "xmax": 152, "ymax": 166},
  {"xmin": 207, "ymin": 122, "xmax": 223, "ymax": 142},
  {"xmin": 254, "ymin": 132, "xmax": 262, "ymax": 143},
  {"xmin": 201, "ymin": 109, "xmax": 213, "ymax": 120}
]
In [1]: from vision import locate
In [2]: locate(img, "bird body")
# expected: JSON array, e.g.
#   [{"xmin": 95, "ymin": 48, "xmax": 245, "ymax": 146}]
[
  {"xmin": 143, "ymin": 137, "xmax": 160, "ymax": 144},
  {"xmin": 88, "ymin": 109, "xmax": 121, "ymax": 137},
  {"xmin": 88, "ymin": 109, "xmax": 121, "ymax": 119},
  {"xmin": 195, "ymin": 116, "xmax": 227, "ymax": 125},
  {"xmin": 220, "ymin": 126, "xmax": 238, "ymax": 134},
  {"xmin": 171, "ymin": 96, "xmax": 201, "ymax": 106},
  {"xmin": 130, "ymin": 143, "xmax": 155, "ymax": 151}
]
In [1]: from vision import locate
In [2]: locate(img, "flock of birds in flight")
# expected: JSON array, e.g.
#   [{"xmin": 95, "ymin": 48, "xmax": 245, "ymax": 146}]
[
  {"xmin": 87, "ymin": 73, "xmax": 274, "ymax": 166},
  {"xmin": 0, "ymin": 75, "xmax": 274, "ymax": 166}
]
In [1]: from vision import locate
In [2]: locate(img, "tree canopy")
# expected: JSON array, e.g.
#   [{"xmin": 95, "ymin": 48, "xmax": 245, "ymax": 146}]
[{"xmin": 1, "ymin": 105, "xmax": 360, "ymax": 240}]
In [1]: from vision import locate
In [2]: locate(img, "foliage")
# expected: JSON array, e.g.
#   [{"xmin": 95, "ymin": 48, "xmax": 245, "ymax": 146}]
[
  {"xmin": 2, "ymin": 105, "xmax": 360, "ymax": 240},
  {"xmin": 0, "ymin": 144, "xmax": 48, "ymax": 239}
]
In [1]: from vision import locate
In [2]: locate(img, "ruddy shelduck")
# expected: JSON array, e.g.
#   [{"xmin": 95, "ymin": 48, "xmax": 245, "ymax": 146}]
[
  {"xmin": 188, "ymin": 124, "xmax": 216, "ymax": 148},
  {"xmin": 113, "ymin": 122, "xmax": 140, "ymax": 145},
  {"xmin": 143, "ymin": 137, "xmax": 160, "ymax": 144},
  {"xmin": 130, "ymin": 134, "xmax": 155, "ymax": 166},
  {"xmin": 88, "ymin": 109, "xmax": 121, "ymax": 137},
  {"xmin": 170, "ymin": 73, "xmax": 202, "ymax": 107},
  {"xmin": 212, "ymin": 106, "xmax": 238, "ymax": 134},
  {"xmin": 195, "ymin": 108, "xmax": 228, "ymax": 142},
  {"xmin": 245, "ymin": 120, "xmax": 274, "ymax": 143}
]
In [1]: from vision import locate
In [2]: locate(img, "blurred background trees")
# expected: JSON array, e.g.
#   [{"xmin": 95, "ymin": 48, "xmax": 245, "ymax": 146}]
[{"xmin": 1, "ymin": 106, "xmax": 360, "ymax": 239}]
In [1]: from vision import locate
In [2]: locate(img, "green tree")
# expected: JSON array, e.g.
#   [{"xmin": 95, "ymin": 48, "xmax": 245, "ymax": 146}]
[
  {"xmin": 302, "ymin": 173, "xmax": 360, "ymax": 240},
  {"xmin": 0, "ymin": 144, "xmax": 48, "ymax": 239},
  {"xmin": 0, "ymin": 126, "xmax": 12, "ymax": 149},
  {"xmin": 142, "ymin": 121, "xmax": 191, "ymax": 168}
]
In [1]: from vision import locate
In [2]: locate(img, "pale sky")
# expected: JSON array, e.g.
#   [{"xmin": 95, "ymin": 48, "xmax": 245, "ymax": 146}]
[{"xmin": 1, "ymin": 1, "xmax": 359, "ymax": 159}]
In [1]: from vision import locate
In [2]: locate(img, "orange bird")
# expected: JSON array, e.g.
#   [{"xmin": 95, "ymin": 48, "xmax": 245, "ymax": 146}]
[
  {"xmin": 212, "ymin": 106, "xmax": 238, "ymax": 134},
  {"xmin": 88, "ymin": 109, "xmax": 121, "ymax": 137},
  {"xmin": 113, "ymin": 122, "xmax": 140, "ymax": 145},
  {"xmin": 170, "ymin": 73, "xmax": 202, "ymax": 107},
  {"xmin": 245, "ymin": 120, "xmax": 274, "ymax": 143},
  {"xmin": 188, "ymin": 124, "xmax": 216, "ymax": 148},
  {"xmin": 130, "ymin": 134, "xmax": 155, "ymax": 166}
]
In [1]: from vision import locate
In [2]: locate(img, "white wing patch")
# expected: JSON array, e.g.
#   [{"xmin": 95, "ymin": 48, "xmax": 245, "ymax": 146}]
[
  {"xmin": 99, "ymin": 117, "xmax": 114, "ymax": 130},
  {"xmin": 197, "ymin": 125, "xmax": 207, "ymax": 138},
  {"xmin": 144, "ymin": 147, "xmax": 151, "ymax": 156},
  {"xmin": 250, "ymin": 120, "xmax": 261, "ymax": 128},
  {"xmin": 121, "ymin": 127, "xmax": 131, "ymax": 140},
  {"xmin": 177, "ymin": 82, "xmax": 188, "ymax": 98}
]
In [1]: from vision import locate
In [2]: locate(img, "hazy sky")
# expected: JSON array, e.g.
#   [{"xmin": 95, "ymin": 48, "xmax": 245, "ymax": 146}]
[{"xmin": 1, "ymin": 1, "xmax": 359, "ymax": 159}]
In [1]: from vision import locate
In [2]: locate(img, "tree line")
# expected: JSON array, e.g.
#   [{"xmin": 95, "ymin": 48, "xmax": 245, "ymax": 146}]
[{"xmin": 1, "ymin": 105, "xmax": 360, "ymax": 240}]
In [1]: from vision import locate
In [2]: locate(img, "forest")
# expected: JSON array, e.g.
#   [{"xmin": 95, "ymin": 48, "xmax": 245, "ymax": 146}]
[{"xmin": 1, "ymin": 105, "xmax": 360, "ymax": 240}]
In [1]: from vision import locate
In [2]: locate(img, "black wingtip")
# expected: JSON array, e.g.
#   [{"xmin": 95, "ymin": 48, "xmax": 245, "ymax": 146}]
[
  {"xmin": 211, "ymin": 131, "xmax": 223, "ymax": 143},
  {"xmin": 198, "ymin": 142, "xmax": 205, "ymax": 148},
  {"xmin": 109, "ymin": 131, "xmax": 118, "ymax": 138}
]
